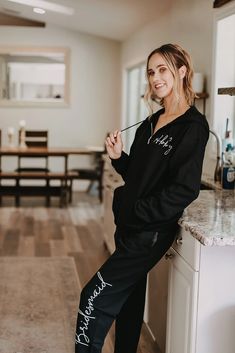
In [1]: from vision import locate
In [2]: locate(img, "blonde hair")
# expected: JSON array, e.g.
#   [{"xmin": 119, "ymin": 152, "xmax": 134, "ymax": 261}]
[{"xmin": 144, "ymin": 43, "xmax": 196, "ymax": 115}]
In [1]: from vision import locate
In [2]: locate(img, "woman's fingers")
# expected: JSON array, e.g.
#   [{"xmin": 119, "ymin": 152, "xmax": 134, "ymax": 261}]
[
  {"xmin": 105, "ymin": 130, "xmax": 121, "ymax": 151},
  {"xmin": 109, "ymin": 132, "xmax": 117, "ymax": 144},
  {"xmin": 106, "ymin": 136, "xmax": 114, "ymax": 148},
  {"xmin": 113, "ymin": 130, "xmax": 119, "ymax": 139},
  {"xmin": 116, "ymin": 131, "xmax": 121, "ymax": 143},
  {"xmin": 110, "ymin": 130, "xmax": 120, "ymax": 143},
  {"xmin": 105, "ymin": 130, "xmax": 122, "ymax": 159}
]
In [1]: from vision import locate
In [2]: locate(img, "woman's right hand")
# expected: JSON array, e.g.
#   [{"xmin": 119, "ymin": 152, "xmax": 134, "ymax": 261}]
[{"xmin": 105, "ymin": 130, "xmax": 123, "ymax": 159}]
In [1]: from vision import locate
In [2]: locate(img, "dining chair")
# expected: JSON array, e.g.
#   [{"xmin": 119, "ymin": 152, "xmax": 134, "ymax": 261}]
[
  {"xmin": 15, "ymin": 130, "xmax": 50, "ymax": 206},
  {"xmin": 16, "ymin": 130, "xmax": 49, "ymax": 173}
]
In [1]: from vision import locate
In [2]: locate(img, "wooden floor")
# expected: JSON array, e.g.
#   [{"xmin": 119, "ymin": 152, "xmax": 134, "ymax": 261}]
[{"xmin": 0, "ymin": 192, "xmax": 161, "ymax": 353}]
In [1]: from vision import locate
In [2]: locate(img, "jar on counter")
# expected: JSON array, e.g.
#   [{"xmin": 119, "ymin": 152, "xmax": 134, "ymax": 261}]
[{"xmin": 222, "ymin": 164, "xmax": 235, "ymax": 189}]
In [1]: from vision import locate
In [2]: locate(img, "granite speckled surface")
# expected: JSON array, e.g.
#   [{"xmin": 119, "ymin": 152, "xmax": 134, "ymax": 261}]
[{"xmin": 179, "ymin": 189, "xmax": 235, "ymax": 246}]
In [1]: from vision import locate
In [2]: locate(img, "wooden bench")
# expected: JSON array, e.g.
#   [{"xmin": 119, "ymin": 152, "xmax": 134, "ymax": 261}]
[{"xmin": 0, "ymin": 171, "xmax": 77, "ymax": 207}]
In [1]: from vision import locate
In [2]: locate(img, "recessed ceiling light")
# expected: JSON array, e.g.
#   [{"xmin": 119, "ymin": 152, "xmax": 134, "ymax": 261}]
[
  {"xmin": 5, "ymin": 0, "xmax": 74, "ymax": 15},
  {"xmin": 33, "ymin": 7, "xmax": 45, "ymax": 14}
]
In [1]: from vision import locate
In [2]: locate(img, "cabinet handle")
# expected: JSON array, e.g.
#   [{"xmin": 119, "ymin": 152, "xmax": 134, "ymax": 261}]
[
  {"xmin": 165, "ymin": 252, "xmax": 174, "ymax": 260},
  {"xmin": 176, "ymin": 237, "xmax": 183, "ymax": 245}
]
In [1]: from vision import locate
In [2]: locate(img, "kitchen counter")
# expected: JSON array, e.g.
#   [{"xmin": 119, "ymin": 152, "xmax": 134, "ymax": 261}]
[{"xmin": 179, "ymin": 189, "xmax": 235, "ymax": 246}]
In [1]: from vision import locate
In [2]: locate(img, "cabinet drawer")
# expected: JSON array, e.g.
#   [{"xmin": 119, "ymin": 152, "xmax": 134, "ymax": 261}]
[{"xmin": 172, "ymin": 227, "xmax": 201, "ymax": 271}]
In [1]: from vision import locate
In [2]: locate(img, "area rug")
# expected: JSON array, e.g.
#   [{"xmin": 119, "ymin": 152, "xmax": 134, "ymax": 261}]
[{"xmin": 0, "ymin": 257, "xmax": 81, "ymax": 353}]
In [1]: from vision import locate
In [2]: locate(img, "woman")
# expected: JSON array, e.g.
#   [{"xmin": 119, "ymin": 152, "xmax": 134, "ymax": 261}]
[{"xmin": 75, "ymin": 43, "xmax": 209, "ymax": 353}]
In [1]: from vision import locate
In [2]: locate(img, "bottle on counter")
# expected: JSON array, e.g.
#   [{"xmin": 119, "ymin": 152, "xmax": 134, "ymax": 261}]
[
  {"xmin": 222, "ymin": 130, "xmax": 233, "ymax": 153},
  {"xmin": 221, "ymin": 118, "xmax": 234, "ymax": 189},
  {"xmin": 221, "ymin": 148, "xmax": 235, "ymax": 190}
]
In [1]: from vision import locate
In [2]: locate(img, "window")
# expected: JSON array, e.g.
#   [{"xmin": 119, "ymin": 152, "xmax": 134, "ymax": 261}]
[{"xmin": 124, "ymin": 63, "xmax": 148, "ymax": 152}]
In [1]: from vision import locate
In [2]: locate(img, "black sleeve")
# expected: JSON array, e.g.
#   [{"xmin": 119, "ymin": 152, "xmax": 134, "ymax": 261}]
[
  {"xmin": 133, "ymin": 123, "xmax": 209, "ymax": 225},
  {"xmin": 110, "ymin": 151, "xmax": 130, "ymax": 181},
  {"xmin": 110, "ymin": 120, "xmax": 146, "ymax": 181}
]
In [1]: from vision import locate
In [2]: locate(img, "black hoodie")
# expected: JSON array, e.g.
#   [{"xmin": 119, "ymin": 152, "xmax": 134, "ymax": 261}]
[{"xmin": 110, "ymin": 105, "xmax": 209, "ymax": 233}]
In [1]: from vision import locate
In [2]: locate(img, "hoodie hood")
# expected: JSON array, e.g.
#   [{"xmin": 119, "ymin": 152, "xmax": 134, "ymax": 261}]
[{"xmin": 149, "ymin": 105, "xmax": 208, "ymax": 131}]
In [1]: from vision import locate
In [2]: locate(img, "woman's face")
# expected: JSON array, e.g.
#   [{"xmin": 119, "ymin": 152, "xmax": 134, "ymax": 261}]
[{"xmin": 147, "ymin": 53, "xmax": 174, "ymax": 100}]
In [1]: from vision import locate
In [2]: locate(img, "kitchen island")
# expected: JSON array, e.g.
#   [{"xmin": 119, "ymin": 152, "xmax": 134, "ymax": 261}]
[{"xmin": 165, "ymin": 188, "xmax": 235, "ymax": 353}]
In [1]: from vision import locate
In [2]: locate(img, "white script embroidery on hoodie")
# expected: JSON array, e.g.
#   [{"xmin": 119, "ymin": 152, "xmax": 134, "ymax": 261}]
[{"xmin": 151, "ymin": 134, "xmax": 173, "ymax": 155}]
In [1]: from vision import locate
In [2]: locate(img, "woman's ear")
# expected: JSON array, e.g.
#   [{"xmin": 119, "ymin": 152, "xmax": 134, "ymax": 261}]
[{"xmin": 179, "ymin": 65, "xmax": 187, "ymax": 79}]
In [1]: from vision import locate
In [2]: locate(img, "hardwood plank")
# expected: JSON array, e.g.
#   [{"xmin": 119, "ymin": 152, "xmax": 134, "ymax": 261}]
[
  {"xmin": 35, "ymin": 241, "xmax": 51, "ymax": 257},
  {"xmin": 0, "ymin": 224, "xmax": 5, "ymax": 249},
  {"xmin": 50, "ymin": 239, "xmax": 67, "ymax": 257},
  {"xmin": 62, "ymin": 225, "xmax": 83, "ymax": 252},
  {"xmin": 33, "ymin": 207, "xmax": 49, "ymax": 222},
  {"xmin": 35, "ymin": 220, "xmax": 50, "ymax": 244},
  {"xmin": 76, "ymin": 224, "xmax": 96, "ymax": 250},
  {"xmin": 18, "ymin": 235, "xmax": 35, "ymax": 256},
  {"xmin": 86, "ymin": 219, "xmax": 106, "ymax": 246},
  {"xmin": 21, "ymin": 214, "xmax": 34, "ymax": 237},
  {"xmin": 48, "ymin": 219, "xmax": 64, "ymax": 240},
  {"xmin": 2, "ymin": 229, "xmax": 20, "ymax": 256}
]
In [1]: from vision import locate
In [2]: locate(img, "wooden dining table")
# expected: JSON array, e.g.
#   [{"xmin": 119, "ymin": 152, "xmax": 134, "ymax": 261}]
[
  {"xmin": 0, "ymin": 146, "xmax": 105, "ymax": 173},
  {"xmin": 0, "ymin": 146, "xmax": 105, "ymax": 206}
]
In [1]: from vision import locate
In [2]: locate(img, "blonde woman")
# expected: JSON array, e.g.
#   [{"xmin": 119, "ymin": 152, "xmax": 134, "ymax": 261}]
[{"xmin": 75, "ymin": 43, "xmax": 209, "ymax": 353}]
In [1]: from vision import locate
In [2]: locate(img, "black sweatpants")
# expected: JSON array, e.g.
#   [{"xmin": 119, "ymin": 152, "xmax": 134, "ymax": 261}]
[{"xmin": 75, "ymin": 224, "xmax": 178, "ymax": 353}]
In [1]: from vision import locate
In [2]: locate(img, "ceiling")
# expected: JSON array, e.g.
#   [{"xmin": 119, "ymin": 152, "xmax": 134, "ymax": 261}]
[{"xmin": 0, "ymin": 0, "xmax": 174, "ymax": 41}]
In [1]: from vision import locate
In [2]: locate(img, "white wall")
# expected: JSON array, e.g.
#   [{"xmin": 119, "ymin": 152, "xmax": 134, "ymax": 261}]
[
  {"xmin": 213, "ymin": 13, "xmax": 235, "ymax": 140},
  {"xmin": 121, "ymin": 0, "xmax": 217, "ymax": 176},
  {"xmin": 0, "ymin": 24, "xmax": 121, "ymax": 171}
]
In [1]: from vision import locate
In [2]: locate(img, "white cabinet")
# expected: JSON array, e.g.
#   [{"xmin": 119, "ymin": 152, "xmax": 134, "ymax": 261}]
[
  {"xmin": 146, "ymin": 227, "xmax": 202, "ymax": 353},
  {"xmin": 166, "ymin": 248, "xmax": 198, "ymax": 353},
  {"xmin": 165, "ymin": 228, "xmax": 235, "ymax": 353}
]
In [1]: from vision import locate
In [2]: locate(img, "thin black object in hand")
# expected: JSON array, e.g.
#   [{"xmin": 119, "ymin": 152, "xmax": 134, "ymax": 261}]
[{"xmin": 120, "ymin": 119, "xmax": 145, "ymax": 133}]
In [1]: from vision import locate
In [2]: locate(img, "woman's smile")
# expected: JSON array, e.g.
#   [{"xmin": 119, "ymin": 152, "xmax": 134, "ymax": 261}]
[
  {"xmin": 154, "ymin": 83, "xmax": 165, "ymax": 89},
  {"xmin": 154, "ymin": 83, "xmax": 166, "ymax": 92}
]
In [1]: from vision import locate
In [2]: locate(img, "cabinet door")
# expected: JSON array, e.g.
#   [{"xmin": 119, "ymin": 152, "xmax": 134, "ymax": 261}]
[
  {"xmin": 146, "ymin": 257, "xmax": 169, "ymax": 353},
  {"xmin": 166, "ymin": 248, "xmax": 199, "ymax": 353}
]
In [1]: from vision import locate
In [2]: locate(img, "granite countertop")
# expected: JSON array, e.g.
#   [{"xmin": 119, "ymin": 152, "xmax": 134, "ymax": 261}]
[{"xmin": 179, "ymin": 189, "xmax": 235, "ymax": 246}]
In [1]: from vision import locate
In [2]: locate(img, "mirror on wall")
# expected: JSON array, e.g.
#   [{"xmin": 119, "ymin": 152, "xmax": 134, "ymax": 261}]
[{"xmin": 0, "ymin": 46, "xmax": 70, "ymax": 107}]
